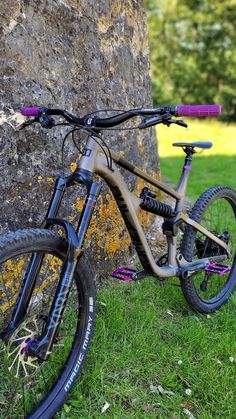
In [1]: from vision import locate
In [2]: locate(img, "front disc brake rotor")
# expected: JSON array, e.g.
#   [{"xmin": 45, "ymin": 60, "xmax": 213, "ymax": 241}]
[{"xmin": 5, "ymin": 316, "xmax": 41, "ymax": 378}]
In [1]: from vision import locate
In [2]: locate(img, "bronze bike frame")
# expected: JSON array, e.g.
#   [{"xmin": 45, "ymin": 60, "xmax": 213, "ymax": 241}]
[{"xmin": 76, "ymin": 136, "xmax": 230, "ymax": 278}]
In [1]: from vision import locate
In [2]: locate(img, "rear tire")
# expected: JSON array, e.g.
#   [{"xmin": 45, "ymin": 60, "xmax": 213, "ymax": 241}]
[
  {"xmin": 0, "ymin": 228, "xmax": 96, "ymax": 418},
  {"xmin": 180, "ymin": 186, "xmax": 236, "ymax": 313}
]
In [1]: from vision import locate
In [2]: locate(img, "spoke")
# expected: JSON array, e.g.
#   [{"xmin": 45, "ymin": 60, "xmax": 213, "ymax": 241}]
[
  {"xmin": 22, "ymin": 383, "xmax": 26, "ymax": 417},
  {"xmin": 8, "ymin": 344, "xmax": 21, "ymax": 356},
  {"xmin": 40, "ymin": 366, "xmax": 50, "ymax": 393},
  {"xmin": 0, "ymin": 246, "xmax": 80, "ymax": 417},
  {"xmin": 30, "ymin": 254, "xmax": 55, "ymax": 310},
  {"xmin": 194, "ymin": 197, "xmax": 236, "ymax": 300},
  {"xmin": 0, "ymin": 265, "xmax": 13, "ymax": 314}
]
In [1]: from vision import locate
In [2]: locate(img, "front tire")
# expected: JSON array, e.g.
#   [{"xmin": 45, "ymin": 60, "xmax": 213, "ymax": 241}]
[
  {"xmin": 0, "ymin": 228, "xmax": 96, "ymax": 418},
  {"xmin": 180, "ymin": 186, "xmax": 236, "ymax": 313}
]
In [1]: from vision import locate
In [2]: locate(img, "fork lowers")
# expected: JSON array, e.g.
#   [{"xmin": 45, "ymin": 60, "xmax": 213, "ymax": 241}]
[{"xmin": 140, "ymin": 187, "xmax": 174, "ymax": 218}]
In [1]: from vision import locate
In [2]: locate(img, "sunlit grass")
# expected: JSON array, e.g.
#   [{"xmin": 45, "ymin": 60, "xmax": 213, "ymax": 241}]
[{"xmin": 157, "ymin": 119, "xmax": 236, "ymax": 157}]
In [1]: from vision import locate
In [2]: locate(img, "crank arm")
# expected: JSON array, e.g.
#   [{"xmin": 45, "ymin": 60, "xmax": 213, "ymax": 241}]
[
  {"xmin": 178, "ymin": 255, "xmax": 229, "ymax": 278},
  {"xmin": 179, "ymin": 260, "xmax": 210, "ymax": 278}
]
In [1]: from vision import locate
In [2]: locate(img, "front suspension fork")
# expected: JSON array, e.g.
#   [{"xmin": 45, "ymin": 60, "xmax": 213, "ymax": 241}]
[
  {"xmin": 1, "ymin": 173, "xmax": 100, "ymax": 359},
  {"xmin": 29, "ymin": 182, "xmax": 101, "ymax": 360},
  {"xmin": 0, "ymin": 177, "xmax": 67, "ymax": 341}
]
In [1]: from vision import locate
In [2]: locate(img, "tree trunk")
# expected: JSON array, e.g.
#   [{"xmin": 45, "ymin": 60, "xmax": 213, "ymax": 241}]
[{"xmin": 0, "ymin": 0, "xmax": 158, "ymax": 268}]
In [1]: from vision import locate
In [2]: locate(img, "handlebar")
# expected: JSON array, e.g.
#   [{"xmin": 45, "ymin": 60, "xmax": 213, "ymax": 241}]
[
  {"xmin": 20, "ymin": 104, "xmax": 222, "ymax": 130},
  {"xmin": 20, "ymin": 106, "xmax": 174, "ymax": 121}
]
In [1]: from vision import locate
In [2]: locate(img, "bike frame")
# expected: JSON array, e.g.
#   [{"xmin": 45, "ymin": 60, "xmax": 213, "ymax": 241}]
[
  {"xmin": 2, "ymin": 134, "xmax": 230, "ymax": 359},
  {"xmin": 78, "ymin": 136, "xmax": 229, "ymax": 271}
]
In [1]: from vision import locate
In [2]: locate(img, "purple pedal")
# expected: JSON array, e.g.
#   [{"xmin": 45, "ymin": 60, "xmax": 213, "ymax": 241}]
[
  {"xmin": 111, "ymin": 266, "xmax": 138, "ymax": 281},
  {"xmin": 205, "ymin": 263, "xmax": 231, "ymax": 275}
]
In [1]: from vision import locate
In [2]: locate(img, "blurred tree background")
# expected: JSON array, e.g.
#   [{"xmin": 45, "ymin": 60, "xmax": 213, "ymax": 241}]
[{"xmin": 144, "ymin": 0, "xmax": 236, "ymax": 120}]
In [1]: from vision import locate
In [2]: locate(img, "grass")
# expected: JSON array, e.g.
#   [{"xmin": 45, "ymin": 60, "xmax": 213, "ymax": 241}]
[
  {"xmin": 57, "ymin": 120, "xmax": 236, "ymax": 418},
  {"xmin": 62, "ymin": 281, "xmax": 236, "ymax": 418}
]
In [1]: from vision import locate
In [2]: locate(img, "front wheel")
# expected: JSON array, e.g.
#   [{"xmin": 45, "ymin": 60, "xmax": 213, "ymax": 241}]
[
  {"xmin": 180, "ymin": 186, "xmax": 236, "ymax": 313},
  {"xmin": 0, "ymin": 228, "xmax": 96, "ymax": 418}
]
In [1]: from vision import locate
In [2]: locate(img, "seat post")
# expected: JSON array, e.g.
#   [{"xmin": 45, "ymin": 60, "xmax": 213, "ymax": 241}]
[{"xmin": 175, "ymin": 147, "xmax": 195, "ymax": 197}]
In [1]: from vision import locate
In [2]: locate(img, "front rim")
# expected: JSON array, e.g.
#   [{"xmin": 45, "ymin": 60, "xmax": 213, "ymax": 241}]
[{"xmin": 0, "ymin": 247, "xmax": 82, "ymax": 418}]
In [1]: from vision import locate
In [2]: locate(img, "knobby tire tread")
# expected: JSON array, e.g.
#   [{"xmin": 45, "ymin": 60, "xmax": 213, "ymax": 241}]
[
  {"xmin": 0, "ymin": 228, "xmax": 97, "ymax": 419},
  {"xmin": 180, "ymin": 186, "xmax": 236, "ymax": 313}
]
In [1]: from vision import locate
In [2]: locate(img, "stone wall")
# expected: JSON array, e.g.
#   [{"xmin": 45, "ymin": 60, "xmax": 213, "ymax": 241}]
[{"xmin": 0, "ymin": 0, "xmax": 159, "ymax": 265}]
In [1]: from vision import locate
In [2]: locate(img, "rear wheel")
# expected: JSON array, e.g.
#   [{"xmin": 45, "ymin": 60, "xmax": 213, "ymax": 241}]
[
  {"xmin": 0, "ymin": 229, "xmax": 96, "ymax": 418},
  {"xmin": 180, "ymin": 186, "xmax": 236, "ymax": 313}
]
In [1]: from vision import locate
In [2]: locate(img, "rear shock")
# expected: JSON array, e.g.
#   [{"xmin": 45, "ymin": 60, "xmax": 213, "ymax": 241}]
[{"xmin": 139, "ymin": 187, "xmax": 174, "ymax": 218}]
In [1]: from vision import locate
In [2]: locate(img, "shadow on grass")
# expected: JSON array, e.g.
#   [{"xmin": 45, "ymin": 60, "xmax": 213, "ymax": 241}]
[{"xmin": 160, "ymin": 154, "xmax": 236, "ymax": 201}]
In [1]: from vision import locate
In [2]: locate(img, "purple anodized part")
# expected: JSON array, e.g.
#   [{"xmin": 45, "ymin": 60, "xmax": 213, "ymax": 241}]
[
  {"xmin": 205, "ymin": 263, "xmax": 230, "ymax": 275},
  {"xmin": 111, "ymin": 266, "xmax": 138, "ymax": 281},
  {"xmin": 176, "ymin": 104, "xmax": 222, "ymax": 118},
  {"xmin": 20, "ymin": 107, "xmax": 40, "ymax": 117},
  {"xmin": 184, "ymin": 165, "xmax": 191, "ymax": 171},
  {"xmin": 22, "ymin": 338, "xmax": 35, "ymax": 354}
]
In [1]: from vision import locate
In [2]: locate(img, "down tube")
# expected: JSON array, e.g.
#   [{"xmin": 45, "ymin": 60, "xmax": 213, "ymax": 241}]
[{"xmin": 95, "ymin": 157, "xmax": 177, "ymax": 278}]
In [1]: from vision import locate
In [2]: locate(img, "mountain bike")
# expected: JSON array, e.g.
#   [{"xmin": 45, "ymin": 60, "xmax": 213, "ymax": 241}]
[{"xmin": 0, "ymin": 104, "xmax": 235, "ymax": 418}]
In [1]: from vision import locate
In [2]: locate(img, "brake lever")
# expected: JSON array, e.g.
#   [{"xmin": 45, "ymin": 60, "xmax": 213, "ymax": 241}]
[
  {"xmin": 175, "ymin": 119, "xmax": 188, "ymax": 128},
  {"xmin": 139, "ymin": 112, "xmax": 181, "ymax": 129},
  {"xmin": 164, "ymin": 118, "xmax": 188, "ymax": 128},
  {"xmin": 138, "ymin": 115, "xmax": 163, "ymax": 129}
]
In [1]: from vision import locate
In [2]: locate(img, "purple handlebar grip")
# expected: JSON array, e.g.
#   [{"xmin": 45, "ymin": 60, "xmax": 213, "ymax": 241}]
[
  {"xmin": 20, "ymin": 107, "xmax": 40, "ymax": 117},
  {"xmin": 176, "ymin": 104, "xmax": 222, "ymax": 117}
]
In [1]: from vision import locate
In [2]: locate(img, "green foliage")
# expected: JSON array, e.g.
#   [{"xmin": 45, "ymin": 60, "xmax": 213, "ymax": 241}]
[{"xmin": 144, "ymin": 0, "xmax": 236, "ymax": 120}]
